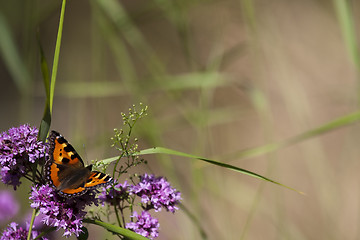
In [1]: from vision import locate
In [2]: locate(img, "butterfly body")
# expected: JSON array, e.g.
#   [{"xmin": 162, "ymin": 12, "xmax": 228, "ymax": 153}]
[{"xmin": 45, "ymin": 131, "xmax": 112, "ymax": 198}]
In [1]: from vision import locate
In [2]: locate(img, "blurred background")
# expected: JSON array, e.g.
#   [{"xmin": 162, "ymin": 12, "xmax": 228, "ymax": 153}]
[{"xmin": 0, "ymin": 0, "xmax": 360, "ymax": 239}]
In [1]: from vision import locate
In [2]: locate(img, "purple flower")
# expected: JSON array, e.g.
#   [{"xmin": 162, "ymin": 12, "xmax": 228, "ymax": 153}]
[
  {"xmin": 130, "ymin": 174, "xmax": 181, "ymax": 213},
  {"xmin": 0, "ymin": 191, "xmax": 19, "ymax": 222},
  {"xmin": 0, "ymin": 222, "xmax": 46, "ymax": 240},
  {"xmin": 126, "ymin": 211, "xmax": 159, "ymax": 239},
  {"xmin": 99, "ymin": 181, "xmax": 130, "ymax": 205},
  {"xmin": 0, "ymin": 125, "xmax": 47, "ymax": 189},
  {"xmin": 29, "ymin": 184, "xmax": 98, "ymax": 237}
]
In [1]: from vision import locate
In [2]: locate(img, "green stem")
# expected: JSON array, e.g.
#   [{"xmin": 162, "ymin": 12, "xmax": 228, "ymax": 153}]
[
  {"xmin": 49, "ymin": 0, "xmax": 67, "ymax": 114},
  {"xmin": 29, "ymin": 1, "xmax": 67, "ymax": 238},
  {"xmin": 27, "ymin": 208, "xmax": 37, "ymax": 240},
  {"xmin": 113, "ymin": 200, "xmax": 122, "ymax": 227},
  {"xmin": 83, "ymin": 218, "xmax": 150, "ymax": 240}
]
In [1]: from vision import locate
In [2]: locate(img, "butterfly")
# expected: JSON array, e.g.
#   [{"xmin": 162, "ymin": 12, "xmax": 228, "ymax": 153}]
[{"xmin": 45, "ymin": 130, "xmax": 113, "ymax": 198}]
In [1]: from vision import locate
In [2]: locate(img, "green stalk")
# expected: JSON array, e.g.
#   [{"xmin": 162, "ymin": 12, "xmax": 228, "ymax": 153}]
[
  {"xmin": 27, "ymin": 209, "xmax": 37, "ymax": 240},
  {"xmin": 28, "ymin": 1, "xmax": 67, "ymax": 239},
  {"xmin": 49, "ymin": 0, "xmax": 67, "ymax": 114},
  {"xmin": 83, "ymin": 219, "xmax": 150, "ymax": 240}
]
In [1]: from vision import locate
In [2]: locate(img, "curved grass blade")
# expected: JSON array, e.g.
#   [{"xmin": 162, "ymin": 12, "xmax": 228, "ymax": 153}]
[
  {"xmin": 30, "ymin": 1, "xmax": 67, "ymax": 239},
  {"xmin": 99, "ymin": 111, "xmax": 360, "ymax": 195},
  {"xmin": 227, "ymin": 110, "xmax": 360, "ymax": 161},
  {"xmin": 138, "ymin": 147, "xmax": 303, "ymax": 194},
  {"xmin": 34, "ymin": 227, "xmax": 56, "ymax": 240},
  {"xmin": 49, "ymin": 0, "xmax": 66, "ymax": 114},
  {"xmin": 83, "ymin": 219, "xmax": 150, "ymax": 240},
  {"xmin": 0, "ymin": 12, "xmax": 31, "ymax": 94},
  {"xmin": 37, "ymin": 33, "xmax": 51, "ymax": 142},
  {"xmin": 333, "ymin": 0, "xmax": 360, "ymax": 72},
  {"xmin": 179, "ymin": 203, "xmax": 207, "ymax": 240}
]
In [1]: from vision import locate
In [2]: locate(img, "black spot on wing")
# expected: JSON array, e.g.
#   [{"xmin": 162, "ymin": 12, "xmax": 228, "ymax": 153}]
[
  {"xmin": 64, "ymin": 145, "xmax": 75, "ymax": 153},
  {"xmin": 62, "ymin": 158, "xmax": 70, "ymax": 164},
  {"xmin": 103, "ymin": 175, "xmax": 112, "ymax": 181},
  {"xmin": 97, "ymin": 173, "xmax": 107, "ymax": 178},
  {"xmin": 85, "ymin": 172, "xmax": 113, "ymax": 185},
  {"xmin": 56, "ymin": 164, "xmax": 67, "ymax": 171}
]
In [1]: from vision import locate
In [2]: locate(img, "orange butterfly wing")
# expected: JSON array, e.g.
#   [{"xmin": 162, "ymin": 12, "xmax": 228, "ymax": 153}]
[
  {"xmin": 84, "ymin": 172, "xmax": 113, "ymax": 188},
  {"xmin": 60, "ymin": 172, "xmax": 112, "ymax": 195},
  {"xmin": 45, "ymin": 131, "xmax": 112, "ymax": 198}
]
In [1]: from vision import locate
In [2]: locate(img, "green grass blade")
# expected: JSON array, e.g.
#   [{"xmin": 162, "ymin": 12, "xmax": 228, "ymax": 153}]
[
  {"xmin": 285, "ymin": 110, "xmax": 360, "ymax": 145},
  {"xmin": 0, "ymin": 12, "xmax": 31, "ymax": 94},
  {"xmin": 38, "ymin": 0, "xmax": 66, "ymax": 141},
  {"xmin": 95, "ymin": 0, "xmax": 165, "ymax": 76},
  {"xmin": 179, "ymin": 203, "xmax": 208, "ymax": 240},
  {"xmin": 57, "ymin": 71, "xmax": 224, "ymax": 98},
  {"xmin": 34, "ymin": 227, "xmax": 56, "ymax": 240},
  {"xmin": 228, "ymin": 110, "xmax": 360, "ymax": 160},
  {"xmin": 37, "ymin": 34, "xmax": 51, "ymax": 142},
  {"xmin": 38, "ymin": 95, "xmax": 51, "ymax": 142},
  {"xmin": 83, "ymin": 219, "xmax": 150, "ymax": 240},
  {"xmin": 138, "ymin": 147, "xmax": 303, "ymax": 194},
  {"xmin": 157, "ymin": 72, "xmax": 225, "ymax": 90},
  {"xmin": 58, "ymin": 81, "xmax": 126, "ymax": 98},
  {"xmin": 49, "ymin": 0, "xmax": 67, "ymax": 114},
  {"xmin": 333, "ymin": 0, "xmax": 360, "ymax": 70},
  {"xmin": 333, "ymin": 0, "xmax": 360, "ymax": 105},
  {"xmin": 99, "ymin": 111, "xmax": 360, "ymax": 195},
  {"xmin": 31, "ymin": 1, "xmax": 66, "ymax": 238},
  {"xmin": 97, "ymin": 156, "xmax": 118, "ymax": 166}
]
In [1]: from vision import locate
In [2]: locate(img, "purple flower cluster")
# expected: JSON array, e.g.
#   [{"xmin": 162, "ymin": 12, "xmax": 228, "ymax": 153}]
[
  {"xmin": 0, "ymin": 125, "xmax": 47, "ymax": 189},
  {"xmin": 100, "ymin": 174, "xmax": 181, "ymax": 213},
  {"xmin": 131, "ymin": 174, "xmax": 181, "ymax": 213},
  {"xmin": 0, "ymin": 125, "xmax": 182, "ymax": 239},
  {"xmin": 126, "ymin": 211, "xmax": 159, "ymax": 239},
  {"xmin": 29, "ymin": 184, "xmax": 99, "ymax": 237},
  {"xmin": 99, "ymin": 181, "xmax": 130, "ymax": 205},
  {"xmin": 0, "ymin": 222, "xmax": 46, "ymax": 240},
  {"xmin": 100, "ymin": 174, "xmax": 181, "ymax": 239}
]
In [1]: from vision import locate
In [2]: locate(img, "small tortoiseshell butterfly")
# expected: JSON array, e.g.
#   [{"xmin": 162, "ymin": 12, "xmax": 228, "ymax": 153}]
[{"xmin": 45, "ymin": 130, "xmax": 112, "ymax": 198}]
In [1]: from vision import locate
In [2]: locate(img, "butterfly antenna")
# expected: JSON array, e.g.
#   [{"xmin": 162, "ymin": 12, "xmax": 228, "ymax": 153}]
[{"xmin": 82, "ymin": 144, "xmax": 89, "ymax": 165}]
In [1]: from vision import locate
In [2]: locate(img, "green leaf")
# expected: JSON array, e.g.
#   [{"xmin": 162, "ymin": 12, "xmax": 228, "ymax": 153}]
[
  {"xmin": 333, "ymin": 0, "xmax": 360, "ymax": 71},
  {"xmin": 38, "ymin": 107, "xmax": 51, "ymax": 142},
  {"xmin": 49, "ymin": 0, "xmax": 67, "ymax": 114},
  {"xmin": 98, "ymin": 111, "xmax": 360, "ymax": 195},
  {"xmin": 34, "ymin": 1, "xmax": 67, "ymax": 238},
  {"xmin": 37, "ymin": 34, "xmax": 51, "ymax": 142},
  {"xmin": 227, "ymin": 110, "xmax": 360, "ymax": 160},
  {"xmin": 58, "ymin": 81, "xmax": 126, "ymax": 98},
  {"xmin": 38, "ymin": 0, "xmax": 67, "ymax": 141},
  {"xmin": 34, "ymin": 227, "xmax": 57, "ymax": 240},
  {"xmin": 83, "ymin": 219, "xmax": 150, "ymax": 240},
  {"xmin": 138, "ymin": 147, "xmax": 303, "ymax": 194},
  {"xmin": 0, "ymin": 12, "xmax": 31, "ymax": 94},
  {"xmin": 179, "ymin": 203, "xmax": 207, "ymax": 240}
]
